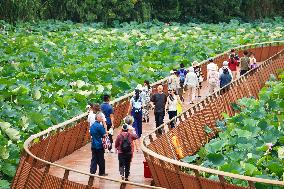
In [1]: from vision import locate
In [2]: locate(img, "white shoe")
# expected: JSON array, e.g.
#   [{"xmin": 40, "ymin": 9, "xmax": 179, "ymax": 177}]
[{"xmin": 109, "ymin": 149, "xmax": 114, "ymax": 153}]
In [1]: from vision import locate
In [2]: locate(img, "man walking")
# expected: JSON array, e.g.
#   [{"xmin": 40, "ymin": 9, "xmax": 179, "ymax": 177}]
[
  {"xmin": 90, "ymin": 112, "xmax": 108, "ymax": 176},
  {"xmin": 101, "ymin": 94, "xmax": 115, "ymax": 153},
  {"xmin": 151, "ymin": 85, "xmax": 167, "ymax": 134}
]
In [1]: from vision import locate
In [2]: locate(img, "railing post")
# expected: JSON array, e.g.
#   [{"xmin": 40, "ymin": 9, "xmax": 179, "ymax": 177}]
[
  {"xmin": 248, "ymin": 181, "xmax": 256, "ymax": 189},
  {"xmin": 23, "ymin": 157, "xmax": 37, "ymax": 188},
  {"xmin": 86, "ymin": 175, "xmax": 94, "ymax": 189},
  {"xmin": 218, "ymin": 175, "xmax": 226, "ymax": 189},
  {"xmin": 39, "ymin": 164, "xmax": 51, "ymax": 188},
  {"xmin": 60, "ymin": 169, "xmax": 70, "ymax": 189},
  {"xmin": 193, "ymin": 170, "xmax": 203, "ymax": 189}
]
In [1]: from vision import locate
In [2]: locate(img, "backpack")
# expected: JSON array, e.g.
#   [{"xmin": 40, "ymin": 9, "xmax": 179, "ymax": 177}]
[
  {"xmin": 208, "ymin": 71, "xmax": 218, "ymax": 85},
  {"xmin": 132, "ymin": 97, "xmax": 142, "ymax": 114},
  {"xmin": 121, "ymin": 134, "xmax": 132, "ymax": 153},
  {"xmin": 179, "ymin": 69, "xmax": 186, "ymax": 85}
]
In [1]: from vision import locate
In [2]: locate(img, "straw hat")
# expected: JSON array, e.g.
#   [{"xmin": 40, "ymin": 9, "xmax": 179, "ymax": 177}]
[{"xmin": 192, "ymin": 61, "xmax": 199, "ymax": 67}]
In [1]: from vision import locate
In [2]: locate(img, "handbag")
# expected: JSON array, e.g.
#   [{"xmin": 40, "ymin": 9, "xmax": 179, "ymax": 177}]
[
  {"xmin": 177, "ymin": 102, "xmax": 182, "ymax": 115},
  {"xmin": 102, "ymin": 135, "xmax": 111, "ymax": 149}
]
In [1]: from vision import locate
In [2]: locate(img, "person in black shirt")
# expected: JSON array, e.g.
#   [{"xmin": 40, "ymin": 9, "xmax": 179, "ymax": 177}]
[{"xmin": 150, "ymin": 85, "xmax": 167, "ymax": 134}]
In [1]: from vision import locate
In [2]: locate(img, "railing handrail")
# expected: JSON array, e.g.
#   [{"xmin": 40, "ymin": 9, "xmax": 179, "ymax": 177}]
[
  {"xmin": 141, "ymin": 42, "xmax": 284, "ymax": 186},
  {"xmin": 23, "ymin": 40, "xmax": 284, "ymax": 188}
]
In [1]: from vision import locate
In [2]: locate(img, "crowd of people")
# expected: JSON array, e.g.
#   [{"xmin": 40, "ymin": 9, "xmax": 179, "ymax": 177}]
[{"xmin": 87, "ymin": 49, "xmax": 258, "ymax": 181}]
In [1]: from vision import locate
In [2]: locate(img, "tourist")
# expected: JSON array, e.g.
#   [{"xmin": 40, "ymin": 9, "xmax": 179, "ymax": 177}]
[
  {"xmin": 228, "ymin": 54, "xmax": 238, "ymax": 80},
  {"xmin": 115, "ymin": 124, "xmax": 138, "ymax": 181},
  {"xmin": 87, "ymin": 103, "xmax": 107, "ymax": 129},
  {"xmin": 219, "ymin": 61, "xmax": 233, "ymax": 78},
  {"xmin": 207, "ymin": 58, "xmax": 218, "ymax": 80},
  {"xmin": 165, "ymin": 89, "xmax": 182, "ymax": 128},
  {"xmin": 177, "ymin": 63, "xmax": 187, "ymax": 101},
  {"xmin": 192, "ymin": 61, "xmax": 203, "ymax": 98},
  {"xmin": 229, "ymin": 49, "xmax": 240, "ymax": 62},
  {"xmin": 185, "ymin": 67, "xmax": 198, "ymax": 104},
  {"xmin": 240, "ymin": 50, "xmax": 250, "ymax": 76},
  {"xmin": 168, "ymin": 70, "xmax": 176, "ymax": 92},
  {"xmin": 90, "ymin": 112, "xmax": 108, "ymax": 176},
  {"xmin": 128, "ymin": 85, "xmax": 143, "ymax": 150},
  {"xmin": 141, "ymin": 80, "xmax": 152, "ymax": 123},
  {"xmin": 151, "ymin": 85, "xmax": 167, "ymax": 134},
  {"xmin": 219, "ymin": 68, "xmax": 232, "ymax": 88},
  {"xmin": 123, "ymin": 115, "xmax": 138, "ymax": 153},
  {"xmin": 249, "ymin": 52, "xmax": 257, "ymax": 69},
  {"xmin": 101, "ymin": 94, "xmax": 114, "ymax": 153},
  {"xmin": 208, "ymin": 66, "xmax": 219, "ymax": 94}
]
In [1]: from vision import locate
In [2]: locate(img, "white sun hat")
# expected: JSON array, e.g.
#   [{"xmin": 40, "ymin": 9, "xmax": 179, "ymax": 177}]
[{"xmin": 135, "ymin": 84, "xmax": 143, "ymax": 91}]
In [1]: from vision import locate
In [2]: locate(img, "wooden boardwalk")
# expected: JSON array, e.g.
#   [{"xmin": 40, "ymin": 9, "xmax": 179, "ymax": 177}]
[{"xmin": 49, "ymin": 80, "xmax": 211, "ymax": 188}]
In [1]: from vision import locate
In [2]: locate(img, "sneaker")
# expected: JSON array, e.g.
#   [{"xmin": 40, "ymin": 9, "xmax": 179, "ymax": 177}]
[
  {"xmin": 99, "ymin": 173, "xmax": 108, "ymax": 176},
  {"xmin": 125, "ymin": 178, "xmax": 129, "ymax": 181}
]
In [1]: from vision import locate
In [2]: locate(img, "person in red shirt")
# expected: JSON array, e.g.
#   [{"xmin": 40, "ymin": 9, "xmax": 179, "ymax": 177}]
[
  {"xmin": 115, "ymin": 124, "xmax": 138, "ymax": 181},
  {"xmin": 228, "ymin": 54, "xmax": 238, "ymax": 80}
]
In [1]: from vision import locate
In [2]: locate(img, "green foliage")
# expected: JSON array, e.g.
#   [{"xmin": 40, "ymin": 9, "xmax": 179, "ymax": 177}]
[
  {"xmin": 182, "ymin": 73, "xmax": 284, "ymax": 186},
  {"xmin": 0, "ymin": 20, "xmax": 284, "ymax": 185},
  {"xmin": 1, "ymin": 0, "xmax": 284, "ymax": 24}
]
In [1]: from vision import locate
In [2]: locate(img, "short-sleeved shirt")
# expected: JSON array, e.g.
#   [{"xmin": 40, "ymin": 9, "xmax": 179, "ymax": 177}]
[
  {"xmin": 87, "ymin": 111, "xmax": 106, "ymax": 126},
  {"xmin": 101, "ymin": 102, "xmax": 113, "ymax": 125},
  {"xmin": 151, "ymin": 93, "xmax": 167, "ymax": 113},
  {"xmin": 228, "ymin": 58, "xmax": 238, "ymax": 71},
  {"xmin": 90, "ymin": 121, "xmax": 106, "ymax": 149},
  {"xmin": 240, "ymin": 56, "xmax": 250, "ymax": 71}
]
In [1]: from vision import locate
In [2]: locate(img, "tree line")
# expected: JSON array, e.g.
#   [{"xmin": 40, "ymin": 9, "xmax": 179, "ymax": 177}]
[{"xmin": 0, "ymin": 0, "xmax": 283, "ymax": 24}]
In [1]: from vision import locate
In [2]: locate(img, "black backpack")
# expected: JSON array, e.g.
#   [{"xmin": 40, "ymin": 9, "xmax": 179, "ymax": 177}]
[{"xmin": 121, "ymin": 134, "xmax": 132, "ymax": 153}]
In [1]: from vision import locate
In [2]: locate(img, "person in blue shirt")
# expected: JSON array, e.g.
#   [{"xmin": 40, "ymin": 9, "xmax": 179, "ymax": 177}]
[
  {"xmin": 90, "ymin": 112, "xmax": 108, "ymax": 176},
  {"xmin": 101, "ymin": 94, "xmax": 115, "ymax": 153},
  {"xmin": 177, "ymin": 63, "xmax": 187, "ymax": 102},
  {"xmin": 219, "ymin": 68, "xmax": 232, "ymax": 88}
]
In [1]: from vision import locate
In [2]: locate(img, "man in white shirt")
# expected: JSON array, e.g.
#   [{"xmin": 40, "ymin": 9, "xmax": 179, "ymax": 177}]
[{"xmin": 207, "ymin": 58, "xmax": 218, "ymax": 80}]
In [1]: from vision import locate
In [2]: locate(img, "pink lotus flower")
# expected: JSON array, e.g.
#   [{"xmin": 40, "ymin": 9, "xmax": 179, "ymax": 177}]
[{"xmin": 266, "ymin": 143, "xmax": 273, "ymax": 150}]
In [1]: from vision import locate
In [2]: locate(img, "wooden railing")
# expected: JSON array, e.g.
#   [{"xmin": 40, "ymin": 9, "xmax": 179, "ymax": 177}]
[
  {"xmin": 11, "ymin": 41, "xmax": 284, "ymax": 189},
  {"xmin": 141, "ymin": 41, "xmax": 284, "ymax": 189}
]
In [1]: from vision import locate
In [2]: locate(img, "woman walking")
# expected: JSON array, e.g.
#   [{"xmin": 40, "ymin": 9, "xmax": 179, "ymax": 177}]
[
  {"xmin": 128, "ymin": 85, "xmax": 143, "ymax": 150},
  {"xmin": 185, "ymin": 67, "xmax": 199, "ymax": 104},
  {"xmin": 165, "ymin": 89, "xmax": 182, "ymax": 128},
  {"xmin": 228, "ymin": 54, "xmax": 238, "ymax": 80},
  {"xmin": 192, "ymin": 61, "xmax": 203, "ymax": 98},
  {"xmin": 141, "ymin": 80, "xmax": 151, "ymax": 123},
  {"xmin": 115, "ymin": 124, "xmax": 138, "ymax": 181},
  {"xmin": 208, "ymin": 66, "xmax": 219, "ymax": 94}
]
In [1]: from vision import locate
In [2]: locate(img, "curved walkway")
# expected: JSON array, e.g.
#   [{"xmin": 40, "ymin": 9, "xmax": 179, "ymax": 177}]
[
  {"xmin": 49, "ymin": 74, "xmax": 232, "ymax": 187},
  {"xmin": 12, "ymin": 42, "xmax": 284, "ymax": 189}
]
